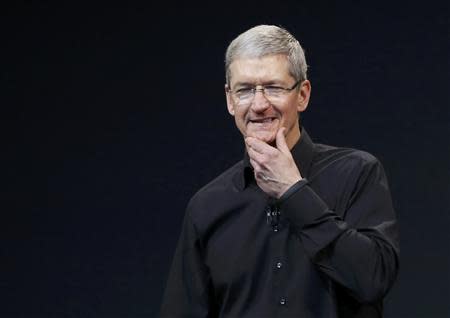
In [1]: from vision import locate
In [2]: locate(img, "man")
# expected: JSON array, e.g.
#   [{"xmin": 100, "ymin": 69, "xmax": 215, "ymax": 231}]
[{"xmin": 160, "ymin": 25, "xmax": 399, "ymax": 317}]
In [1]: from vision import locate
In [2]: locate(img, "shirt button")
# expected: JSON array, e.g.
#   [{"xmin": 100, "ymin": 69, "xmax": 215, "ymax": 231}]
[
  {"xmin": 273, "ymin": 226, "xmax": 278, "ymax": 232},
  {"xmin": 279, "ymin": 298, "xmax": 286, "ymax": 305},
  {"xmin": 276, "ymin": 262, "xmax": 283, "ymax": 269}
]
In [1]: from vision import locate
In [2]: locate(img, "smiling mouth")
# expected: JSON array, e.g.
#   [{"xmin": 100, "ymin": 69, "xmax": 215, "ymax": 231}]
[{"xmin": 248, "ymin": 117, "xmax": 276, "ymax": 124}]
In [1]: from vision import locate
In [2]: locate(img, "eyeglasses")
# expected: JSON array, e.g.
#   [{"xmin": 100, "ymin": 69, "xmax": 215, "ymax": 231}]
[{"xmin": 228, "ymin": 80, "xmax": 301, "ymax": 107}]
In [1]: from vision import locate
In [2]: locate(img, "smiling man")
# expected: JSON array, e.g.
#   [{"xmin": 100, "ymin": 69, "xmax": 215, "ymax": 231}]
[{"xmin": 160, "ymin": 25, "xmax": 399, "ymax": 318}]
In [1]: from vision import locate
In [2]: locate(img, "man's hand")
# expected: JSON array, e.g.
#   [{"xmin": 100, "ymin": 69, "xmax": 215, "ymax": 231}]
[{"xmin": 245, "ymin": 128, "xmax": 302, "ymax": 198}]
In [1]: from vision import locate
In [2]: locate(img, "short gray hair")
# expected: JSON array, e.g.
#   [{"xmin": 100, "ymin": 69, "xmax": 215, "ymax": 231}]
[{"xmin": 225, "ymin": 25, "xmax": 308, "ymax": 85}]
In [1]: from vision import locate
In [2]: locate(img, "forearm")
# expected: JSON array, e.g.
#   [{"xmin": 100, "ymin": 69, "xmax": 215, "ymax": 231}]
[{"xmin": 280, "ymin": 182, "xmax": 399, "ymax": 303}]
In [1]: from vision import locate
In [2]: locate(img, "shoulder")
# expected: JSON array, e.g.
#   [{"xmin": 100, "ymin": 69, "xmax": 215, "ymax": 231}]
[
  {"xmin": 314, "ymin": 143, "xmax": 381, "ymax": 171},
  {"xmin": 309, "ymin": 142, "xmax": 385, "ymax": 186},
  {"xmin": 308, "ymin": 143, "xmax": 390, "ymax": 212},
  {"xmin": 185, "ymin": 160, "xmax": 243, "ymax": 219}
]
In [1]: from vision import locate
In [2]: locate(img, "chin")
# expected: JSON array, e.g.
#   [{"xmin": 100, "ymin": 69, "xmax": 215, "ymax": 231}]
[{"xmin": 247, "ymin": 130, "xmax": 276, "ymax": 144}]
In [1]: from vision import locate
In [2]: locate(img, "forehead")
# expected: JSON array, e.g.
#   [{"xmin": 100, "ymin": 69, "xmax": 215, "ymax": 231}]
[{"xmin": 228, "ymin": 54, "xmax": 292, "ymax": 85}]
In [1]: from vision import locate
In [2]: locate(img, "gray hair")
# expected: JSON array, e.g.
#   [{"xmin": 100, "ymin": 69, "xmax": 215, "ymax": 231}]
[{"xmin": 225, "ymin": 25, "xmax": 308, "ymax": 85}]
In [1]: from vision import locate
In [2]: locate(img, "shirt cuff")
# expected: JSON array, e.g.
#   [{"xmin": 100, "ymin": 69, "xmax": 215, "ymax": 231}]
[
  {"xmin": 279, "ymin": 183, "xmax": 330, "ymax": 229},
  {"xmin": 278, "ymin": 178, "xmax": 309, "ymax": 203}
]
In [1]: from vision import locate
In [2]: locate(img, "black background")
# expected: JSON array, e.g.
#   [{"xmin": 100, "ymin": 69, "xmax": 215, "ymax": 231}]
[{"xmin": 2, "ymin": 1, "xmax": 449, "ymax": 317}]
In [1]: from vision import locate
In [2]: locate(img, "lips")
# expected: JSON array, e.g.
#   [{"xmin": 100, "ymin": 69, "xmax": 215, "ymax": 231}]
[{"xmin": 248, "ymin": 117, "xmax": 276, "ymax": 124}]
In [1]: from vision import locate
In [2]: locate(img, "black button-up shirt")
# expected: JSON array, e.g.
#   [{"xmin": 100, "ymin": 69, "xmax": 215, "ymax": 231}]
[{"xmin": 160, "ymin": 128, "xmax": 399, "ymax": 318}]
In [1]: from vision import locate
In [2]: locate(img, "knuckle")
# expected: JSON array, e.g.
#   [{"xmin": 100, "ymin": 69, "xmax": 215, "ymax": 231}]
[{"xmin": 259, "ymin": 156, "xmax": 268, "ymax": 165}]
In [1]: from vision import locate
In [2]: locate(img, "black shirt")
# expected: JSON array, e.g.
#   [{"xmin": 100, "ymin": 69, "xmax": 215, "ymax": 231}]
[{"xmin": 160, "ymin": 128, "xmax": 399, "ymax": 318}]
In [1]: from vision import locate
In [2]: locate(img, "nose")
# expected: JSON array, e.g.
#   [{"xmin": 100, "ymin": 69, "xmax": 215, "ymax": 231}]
[{"xmin": 250, "ymin": 89, "xmax": 271, "ymax": 113}]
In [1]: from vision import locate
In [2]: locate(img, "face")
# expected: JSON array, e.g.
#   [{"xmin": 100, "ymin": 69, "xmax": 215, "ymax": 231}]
[{"xmin": 225, "ymin": 54, "xmax": 311, "ymax": 149}]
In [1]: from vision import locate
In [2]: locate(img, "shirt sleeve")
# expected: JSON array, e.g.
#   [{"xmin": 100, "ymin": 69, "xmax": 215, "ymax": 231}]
[
  {"xmin": 279, "ymin": 157, "xmax": 400, "ymax": 304},
  {"xmin": 159, "ymin": 208, "xmax": 213, "ymax": 318}
]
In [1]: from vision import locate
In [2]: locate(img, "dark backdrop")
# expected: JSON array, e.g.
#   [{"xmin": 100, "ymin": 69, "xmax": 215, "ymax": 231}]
[{"xmin": 2, "ymin": 1, "xmax": 449, "ymax": 317}]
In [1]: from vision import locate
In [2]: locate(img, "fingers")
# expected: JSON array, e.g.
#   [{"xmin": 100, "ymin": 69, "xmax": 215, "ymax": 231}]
[
  {"xmin": 246, "ymin": 127, "xmax": 290, "ymax": 155},
  {"xmin": 245, "ymin": 137, "xmax": 277, "ymax": 155},
  {"xmin": 248, "ymin": 147, "xmax": 272, "ymax": 182},
  {"xmin": 246, "ymin": 129, "xmax": 289, "ymax": 166},
  {"xmin": 276, "ymin": 127, "xmax": 290, "ymax": 155},
  {"xmin": 247, "ymin": 147, "xmax": 265, "ymax": 166},
  {"xmin": 249, "ymin": 158, "xmax": 261, "ymax": 171},
  {"xmin": 249, "ymin": 157, "xmax": 269, "ymax": 183}
]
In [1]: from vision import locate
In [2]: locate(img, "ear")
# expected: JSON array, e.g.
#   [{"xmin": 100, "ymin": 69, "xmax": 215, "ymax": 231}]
[
  {"xmin": 296, "ymin": 80, "xmax": 311, "ymax": 113},
  {"xmin": 225, "ymin": 84, "xmax": 235, "ymax": 116}
]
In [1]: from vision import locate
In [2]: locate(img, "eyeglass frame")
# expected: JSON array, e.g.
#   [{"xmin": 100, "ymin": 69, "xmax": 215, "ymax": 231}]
[{"xmin": 227, "ymin": 79, "xmax": 302, "ymax": 106}]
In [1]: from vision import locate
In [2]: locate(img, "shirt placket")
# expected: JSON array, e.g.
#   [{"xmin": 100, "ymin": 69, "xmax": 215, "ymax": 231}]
[{"xmin": 266, "ymin": 202, "xmax": 289, "ymax": 311}]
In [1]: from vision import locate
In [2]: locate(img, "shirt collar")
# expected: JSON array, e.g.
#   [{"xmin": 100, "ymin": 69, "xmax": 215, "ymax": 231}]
[{"xmin": 235, "ymin": 127, "xmax": 315, "ymax": 191}]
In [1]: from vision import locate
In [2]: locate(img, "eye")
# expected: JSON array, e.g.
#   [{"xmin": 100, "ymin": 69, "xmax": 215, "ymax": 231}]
[
  {"xmin": 235, "ymin": 87, "xmax": 252, "ymax": 94},
  {"xmin": 234, "ymin": 87, "xmax": 253, "ymax": 99},
  {"xmin": 265, "ymin": 86, "xmax": 285, "ymax": 95}
]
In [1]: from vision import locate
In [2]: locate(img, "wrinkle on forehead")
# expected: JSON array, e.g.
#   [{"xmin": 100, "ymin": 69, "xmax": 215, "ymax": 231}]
[{"xmin": 228, "ymin": 54, "xmax": 294, "ymax": 87}]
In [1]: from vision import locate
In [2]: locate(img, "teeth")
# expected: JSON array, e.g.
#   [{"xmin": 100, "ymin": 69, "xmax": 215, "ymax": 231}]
[{"xmin": 252, "ymin": 118, "xmax": 273, "ymax": 123}]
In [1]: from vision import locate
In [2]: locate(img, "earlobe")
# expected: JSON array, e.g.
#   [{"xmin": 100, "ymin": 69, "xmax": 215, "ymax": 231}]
[
  {"xmin": 227, "ymin": 101, "xmax": 235, "ymax": 115},
  {"xmin": 226, "ymin": 98, "xmax": 235, "ymax": 116},
  {"xmin": 225, "ymin": 84, "xmax": 235, "ymax": 116},
  {"xmin": 297, "ymin": 80, "xmax": 311, "ymax": 113}
]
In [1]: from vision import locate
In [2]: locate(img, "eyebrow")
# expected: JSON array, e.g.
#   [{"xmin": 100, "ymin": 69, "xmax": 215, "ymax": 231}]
[{"xmin": 232, "ymin": 80, "xmax": 285, "ymax": 88}]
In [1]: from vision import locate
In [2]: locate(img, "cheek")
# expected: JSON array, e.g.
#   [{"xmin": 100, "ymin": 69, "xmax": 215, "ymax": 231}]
[
  {"xmin": 234, "ymin": 112, "xmax": 247, "ymax": 130},
  {"xmin": 235, "ymin": 110, "xmax": 247, "ymax": 123},
  {"xmin": 282, "ymin": 104, "xmax": 299, "ymax": 121}
]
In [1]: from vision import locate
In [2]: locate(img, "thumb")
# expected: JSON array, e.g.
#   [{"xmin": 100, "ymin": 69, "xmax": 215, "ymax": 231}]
[{"xmin": 276, "ymin": 127, "xmax": 290, "ymax": 155}]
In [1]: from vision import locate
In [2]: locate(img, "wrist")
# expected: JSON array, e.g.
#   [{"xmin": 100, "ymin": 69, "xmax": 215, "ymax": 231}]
[{"xmin": 278, "ymin": 178, "xmax": 308, "ymax": 200}]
